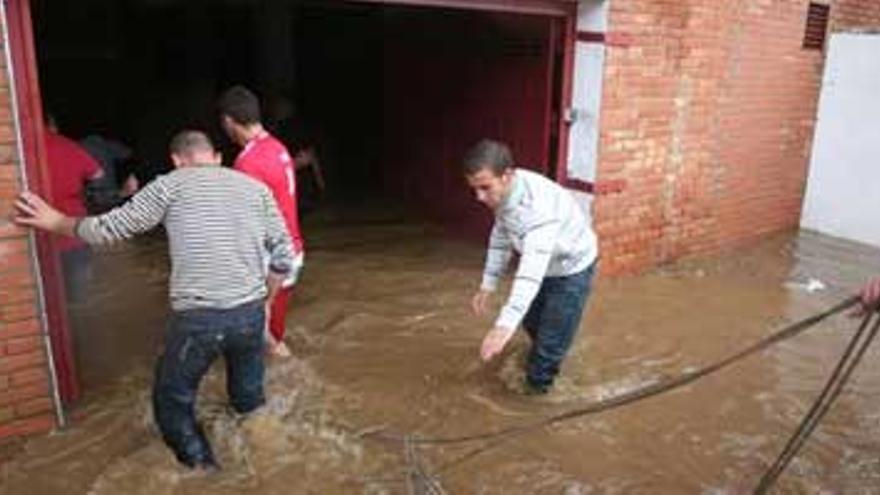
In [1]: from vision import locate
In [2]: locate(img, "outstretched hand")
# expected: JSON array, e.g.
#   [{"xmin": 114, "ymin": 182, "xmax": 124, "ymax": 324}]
[
  {"xmin": 480, "ymin": 326, "xmax": 514, "ymax": 362},
  {"xmin": 13, "ymin": 192, "xmax": 72, "ymax": 235}
]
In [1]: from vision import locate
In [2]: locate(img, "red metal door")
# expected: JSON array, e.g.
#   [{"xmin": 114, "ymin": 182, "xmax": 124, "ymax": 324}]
[
  {"xmin": 6, "ymin": 0, "xmax": 80, "ymax": 403},
  {"xmin": 379, "ymin": 8, "xmax": 571, "ymax": 238}
]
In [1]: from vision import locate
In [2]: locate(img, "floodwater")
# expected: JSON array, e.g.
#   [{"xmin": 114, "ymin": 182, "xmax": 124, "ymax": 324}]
[{"xmin": 2, "ymin": 208, "xmax": 880, "ymax": 494}]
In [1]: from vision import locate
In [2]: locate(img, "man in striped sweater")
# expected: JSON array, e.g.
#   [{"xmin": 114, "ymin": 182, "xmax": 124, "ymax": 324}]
[
  {"xmin": 14, "ymin": 130, "xmax": 295, "ymax": 470},
  {"xmin": 465, "ymin": 140, "xmax": 598, "ymax": 395}
]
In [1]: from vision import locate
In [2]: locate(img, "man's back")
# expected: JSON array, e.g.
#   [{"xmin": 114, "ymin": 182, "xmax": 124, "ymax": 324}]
[
  {"xmin": 78, "ymin": 165, "xmax": 294, "ymax": 311},
  {"xmin": 234, "ymin": 132, "xmax": 304, "ymax": 251}
]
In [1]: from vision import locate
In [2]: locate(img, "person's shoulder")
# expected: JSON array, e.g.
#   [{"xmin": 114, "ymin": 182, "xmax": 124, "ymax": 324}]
[
  {"xmin": 223, "ymin": 166, "xmax": 273, "ymax": 193},
  {"xmin": 241, "ymin": 174, "xmax": 276, "ymax": 205},
  {"xmin": 44, "ymin": 131, "xmax": 70, "ymax": 146},
  {"xmin": 176, "ymin": 165, "xmax": 264, "ymax": 193},
  {"xmin": 264, "ymin": 134, "xmax": 293, "ymax": 163},
  {"xmin": 234, "ymin": 153, "xmax": 257, "ymax": 173},
  {"xmin": 516, "ymin": 168, "xmax": 557, "ymax": 187},
  {"xmin": 131, "ymin": 169, "xmax": 178, "ymax": 197},
  {"xmin": 521, "ymin": 168, "xmax": 572, "ymax": 200},
  {"xmin": 155, "ymin": 166, "xmax": 198, "ymax": 185},
  {"xmin": 235, "ymin": 150, "xmax": 275, "ymax": 183},
  {"xmin": 514, "ymin": 169, "xmax": 551, "ymax": 199},
  {"xmin": 516, "ymin": 169, "xmax": 569, "ymax": 218},
  {"xmin": 45, "ymin": 132, "xmax": 81, "ymax": 155},
  {"xmin": 52, "ymin": 134, "xmax": 101, "ymax": 170}
]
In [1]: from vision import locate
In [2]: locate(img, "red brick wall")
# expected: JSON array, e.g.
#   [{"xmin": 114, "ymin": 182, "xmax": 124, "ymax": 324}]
[
  {"xmin": 832, "ymin": 0, "xmax": 880, "ymax": 31},
  {"xmin": 593, "ymin": 0, "xmax": 828, "ymax": 274},
  {"xmin": 0, "ymin": 17, "xmax": 56, "ymax": 438}
]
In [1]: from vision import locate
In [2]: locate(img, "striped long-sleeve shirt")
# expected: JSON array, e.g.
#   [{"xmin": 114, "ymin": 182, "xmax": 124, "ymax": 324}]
[
  {"xmin": 480, "ymin": 168, "xmax": 598, "ymax": 331},
  {"xmin": 76, "ymin": 165, "xmax": 295, "ymax": 311}
]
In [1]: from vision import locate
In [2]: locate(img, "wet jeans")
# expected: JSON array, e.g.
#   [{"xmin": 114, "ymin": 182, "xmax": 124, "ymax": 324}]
[
  {"xmin": 522, "ymin": 262, "xmax": 596, "ymax": 391},
  {"xmin": 152, "ymin": 300, "xmax": 265, "ymax": 468}
]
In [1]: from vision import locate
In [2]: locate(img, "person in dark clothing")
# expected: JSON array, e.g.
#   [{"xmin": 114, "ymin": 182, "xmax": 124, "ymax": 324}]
[{"xmin": 80, "ymin": 134, "xmax": 140, "ymax": 212}]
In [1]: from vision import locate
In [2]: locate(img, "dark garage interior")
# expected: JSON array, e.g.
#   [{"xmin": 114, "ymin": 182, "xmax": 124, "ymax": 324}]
[{"xmin": 33, "ymin": 0, "xmax": 564, "ymax": 236}]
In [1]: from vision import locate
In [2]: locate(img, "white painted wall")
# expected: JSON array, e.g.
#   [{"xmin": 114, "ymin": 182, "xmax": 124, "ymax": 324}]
[
  {"xmin": 801, "ymin": 33, "xmax": 880, "ymax": 248},
  {"xmin": 576, "ymin": 0, "xmax": 607, "ymax": 32},
  {"xmin": 565, "ymin": 0, "xmax": 608, "ymax": 182}
]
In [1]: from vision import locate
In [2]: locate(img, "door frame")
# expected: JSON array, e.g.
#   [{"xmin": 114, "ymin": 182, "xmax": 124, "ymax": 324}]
[
  {"xmin": 6, "ymin": 0, "xmax": 80, "ymax": 403},
  {"xmin": 349, "ymin": 0, "xmax": 576, "ymax": 17}
]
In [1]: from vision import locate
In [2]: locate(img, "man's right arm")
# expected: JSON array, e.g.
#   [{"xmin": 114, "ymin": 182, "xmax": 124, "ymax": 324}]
[
  {"xmin": 480, "ymin": 222, "xmax": 513, "ymax": 292},
  {"xmin": 14, "ymin": 177, "xmax": 169, "ymax": 244}
]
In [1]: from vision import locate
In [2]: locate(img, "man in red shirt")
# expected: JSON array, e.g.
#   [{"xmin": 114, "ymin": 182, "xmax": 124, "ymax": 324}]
[
  {"xmin": 219, "ymin": 86, "xmax": 304, "ymax": 357},
  {"xmin": 45, "ymin": 116, "xmax": 104, "ymax": 302}
]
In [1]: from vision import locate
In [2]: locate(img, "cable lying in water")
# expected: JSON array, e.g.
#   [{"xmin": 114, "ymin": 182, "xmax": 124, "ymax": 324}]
[
  {"xmin": 403, "ymin": 435, "xmax": 446, "ymax": 495},
  {"xmin": 755, "ymin": 305, "xmax": 880, "ymax": 493},
  {"xmin": 370, "ymin": 296, "xmax": 860, "ymax": 447}
]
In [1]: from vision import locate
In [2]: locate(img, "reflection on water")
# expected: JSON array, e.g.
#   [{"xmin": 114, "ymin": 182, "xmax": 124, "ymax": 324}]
[{"xmin": 2, "ymin": 212, "xmax": 880, "ymax": 494}]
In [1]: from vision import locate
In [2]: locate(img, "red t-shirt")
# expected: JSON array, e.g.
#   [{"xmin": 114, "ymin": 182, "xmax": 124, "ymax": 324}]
[
  {"xmin": 45, "ymin": 131, "xmax": 101, "ymax": 251},
  {"xmin": 234, "ymin": 131, "xmax": 304, "ymax": 252}
]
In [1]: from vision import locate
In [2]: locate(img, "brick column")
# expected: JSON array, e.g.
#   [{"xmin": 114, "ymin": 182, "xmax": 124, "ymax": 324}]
[
  {"xmin": 832, "ymin": 0, "xmax": 880, "ymax": 31},
  {"xmin": 0, "ymin": 10, "xmax": 56, "ymax": 439},
  {"xmin": 593, "ymin": 0, "xmax": 828, "ymax": 274}
]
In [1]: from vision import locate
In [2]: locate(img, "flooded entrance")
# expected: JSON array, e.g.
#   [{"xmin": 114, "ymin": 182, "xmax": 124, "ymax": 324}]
[{"xmin": 2, "ymin": 211, "xmax": 880, "ymax": 493}]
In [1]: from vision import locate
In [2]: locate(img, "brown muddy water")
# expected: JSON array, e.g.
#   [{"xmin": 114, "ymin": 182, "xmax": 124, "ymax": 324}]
[{"xmin": 2, "ymin": 209, "xmax": 880, "ymax": 494}]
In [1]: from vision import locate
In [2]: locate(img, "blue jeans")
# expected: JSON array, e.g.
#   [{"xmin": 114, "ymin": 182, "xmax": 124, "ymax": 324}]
[
  {"xmin": 522, "ymin": 262, "xmax": 596, "ymax": 390},
  {"xmin": 152, "ymin": 300, "xmax": 265, "ymax": 468}
]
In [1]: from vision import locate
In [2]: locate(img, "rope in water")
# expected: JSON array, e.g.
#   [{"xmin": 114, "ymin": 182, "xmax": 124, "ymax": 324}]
[
  {"xmin": 755, "ymin": 305, "xmax": 880, "ymax": 493},
  {"xmin": 373, "ymin": 296, "xmax": 860, "ymax": 447},
  {"xmin": 366, "ymin": 296, "xmax": 873, "ymax": 493}
]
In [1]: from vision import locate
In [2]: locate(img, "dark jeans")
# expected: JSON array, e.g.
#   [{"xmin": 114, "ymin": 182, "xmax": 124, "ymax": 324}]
[
  {"xmin": 522, "ymin": 262, "xmax": 596, "ymax": 390},
  {"xmin": 152, "ymin": 300, "xmax": 265, "ymax": 468}
]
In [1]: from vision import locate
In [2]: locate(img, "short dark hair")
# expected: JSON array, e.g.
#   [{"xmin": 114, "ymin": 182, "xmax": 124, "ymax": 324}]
[
  {"xmin": 462, "ymin": 139, "xmax": 513, "ymax": 176},
  {"xmin": 169, "ymin": 130, "xmax": 214, "ymax": 156},
  {"xmin": 218, "ymin": 85, "xmax": 261, "ymax": 125}
]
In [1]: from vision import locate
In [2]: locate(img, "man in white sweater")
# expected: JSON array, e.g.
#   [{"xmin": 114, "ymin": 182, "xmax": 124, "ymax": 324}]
[{"xmin": 465, "ymin": 139, "xmax": 598, "ymax": 394}]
